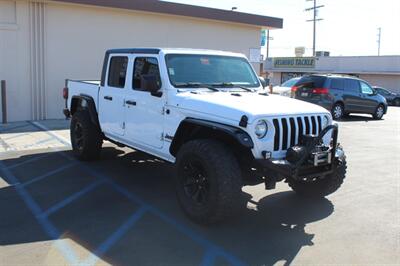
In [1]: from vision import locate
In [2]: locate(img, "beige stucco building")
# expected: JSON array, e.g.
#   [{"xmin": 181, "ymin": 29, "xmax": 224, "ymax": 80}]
[{"xmin": 0, "ymin": 0, "xmax": 282, "ymax": 122}]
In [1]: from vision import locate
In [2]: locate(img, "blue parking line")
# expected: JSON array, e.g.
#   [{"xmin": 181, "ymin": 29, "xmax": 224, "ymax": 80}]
[
  {"xmin": 3, "ymin": 133, "xmax": 28, "ymax": 141},
  {"xmin": 0, "ymin": 160, "xmax": 79, "ymax": 265},
  {"xmin": 0, "ymin": 123, "xmax": 32, "ymax": 133},
  {"xmin": 83, "ymin": 206, "xmax": 148, "ymax": 266},
  {"xmin": 5, "ymin": 153, "xmax": 51, "ymax": 170},
  {"xmin": 23, "ymin": 137, "xmax": 54, "ymax": 149},
  {"xmin": 21, "ymin": 162, "xmax": 77, "ymax": 188},
  {"xmin": 40, "ymin": 179, "xmax": 105, "ymax": 218},
  {"xmin": 200, "ymin": 249, "xmax": 217, "ymax": 266},
  {"xmin": 30, "ymin": 121, "xmax": 247, "ymax": 266}
]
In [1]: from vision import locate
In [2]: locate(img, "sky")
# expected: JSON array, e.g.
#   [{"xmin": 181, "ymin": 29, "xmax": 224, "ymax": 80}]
[{"xmin": 164, "ymin": 0, "xmax": 400, "ymax": 57}]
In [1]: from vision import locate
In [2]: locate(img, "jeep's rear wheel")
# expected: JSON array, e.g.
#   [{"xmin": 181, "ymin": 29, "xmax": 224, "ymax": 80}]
[
  {"xmin": 287, "ymin": 157, "xmax": 347, "ymax": 198},
  {"xmin": 70, "ymin": 110, "xmax": 103, "ymax": 161},
  {"xmin": 175, "ymin": 139, "xmax": 242, "ymax": 224}
]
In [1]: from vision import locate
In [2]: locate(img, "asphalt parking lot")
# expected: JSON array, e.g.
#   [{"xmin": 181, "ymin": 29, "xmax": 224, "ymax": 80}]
[{"xmin": 0, "ymin": 108, "xmax": 399, "ymax": 266}]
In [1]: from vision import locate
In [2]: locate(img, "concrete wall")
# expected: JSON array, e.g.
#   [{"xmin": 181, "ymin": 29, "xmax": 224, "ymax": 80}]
[
  {"xmin": 1, "ymin": 0, "xmax": 261, "ymax": 122},
  {"xmin": 359, "ymin": 74, "xmax": 400, "ymax": 93}
]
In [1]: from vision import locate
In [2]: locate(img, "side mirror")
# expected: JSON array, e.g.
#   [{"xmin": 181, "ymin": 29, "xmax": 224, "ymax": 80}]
[
  {"xmin": 259, "ymin": 77, "xmax": 267, "ymax": 88},
  {"xmin": 141, "ymin": 74, "xmax": 162, "ymax": 97}
]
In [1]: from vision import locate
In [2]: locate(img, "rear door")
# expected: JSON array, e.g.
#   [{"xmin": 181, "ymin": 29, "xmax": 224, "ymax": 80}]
[
  {"xmin": 98, "ymin": 55, "xmax": 128, "ymax": 136},
  {"xmin": 342, "ymin": 79, "xmax": 361, "ymax": 112}
]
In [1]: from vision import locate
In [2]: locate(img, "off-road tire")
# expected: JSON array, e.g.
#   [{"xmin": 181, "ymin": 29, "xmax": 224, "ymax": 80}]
[
  {"xmin": 175, "ymin": 139, "xmax": 242, "ymax": 224},
  {"xmin": 70, "ymin": 110, "xmax": 103, "ymax": 161},
  {"xmin": 372, "ymin": 104, "xmax": 385, "ymax": 120},
  {"xmin": 332, "ymin": 103, "xmax": 344, "ymax": 120},
  {"xmin": 287, "ymin": 156, "xmax": 347, "ymax": 198}
]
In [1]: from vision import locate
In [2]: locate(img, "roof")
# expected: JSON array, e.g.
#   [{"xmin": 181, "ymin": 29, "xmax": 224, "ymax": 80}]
[
  {"xmin": 106, "ymin": 48, "xmax": 246, "ymax": 57},
  {"xmin": 51, "ymin": 0, "xmax": 283, "ymax": 28}
]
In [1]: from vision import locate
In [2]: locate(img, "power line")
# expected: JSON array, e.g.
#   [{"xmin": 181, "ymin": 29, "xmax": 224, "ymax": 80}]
[{"xmin": 305, "ymin": 0, "xmax": 324, "ymax": 56}]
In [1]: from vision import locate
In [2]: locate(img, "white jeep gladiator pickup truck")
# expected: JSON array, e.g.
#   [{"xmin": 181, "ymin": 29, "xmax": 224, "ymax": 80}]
[{"xmin": 63, "ymin": 48, "xmax": 346, "ymax": 224}]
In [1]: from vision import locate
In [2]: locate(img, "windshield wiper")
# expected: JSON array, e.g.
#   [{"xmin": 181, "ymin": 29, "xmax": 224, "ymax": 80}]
[
  {"xmin": 211, "ymin": 82, "xmax": 254, "ymax": 92},
  {"xmin": 174, "ymin": 82, "xmax": 219, "ymax": 92}
]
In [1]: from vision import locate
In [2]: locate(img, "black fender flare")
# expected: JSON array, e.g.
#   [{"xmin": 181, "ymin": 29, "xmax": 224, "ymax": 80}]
[
  {"xmin": 70, "ymin": 95, "xmax": 100, "ymax": 128},
  {"xmin": 169, "ymin": 118, "xmax": 254, "ymax": 156}
]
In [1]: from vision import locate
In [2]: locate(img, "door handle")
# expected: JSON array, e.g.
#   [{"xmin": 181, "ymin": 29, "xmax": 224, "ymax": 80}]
[
  {"xmin": 104, "ymin": 96, "xmax": 113, "ymax": 101},
  {"xmin": 125, "ymin": 100, "xmax": 136, "ymax": 106}
]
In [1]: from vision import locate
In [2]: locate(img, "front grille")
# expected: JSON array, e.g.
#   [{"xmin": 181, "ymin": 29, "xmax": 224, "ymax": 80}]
[{"xmin": 272, "ymin": 115, "xmax": 323, "ymax": 151}]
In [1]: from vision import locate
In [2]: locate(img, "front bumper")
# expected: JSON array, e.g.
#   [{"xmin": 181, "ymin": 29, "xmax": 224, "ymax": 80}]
[
  {"xmin": 255, "ymin": 124, "xmax": 344, "ymax": 180},
  {"xmin": 256, "ymin": 146, "xmax": 344, "ymax": 179}
]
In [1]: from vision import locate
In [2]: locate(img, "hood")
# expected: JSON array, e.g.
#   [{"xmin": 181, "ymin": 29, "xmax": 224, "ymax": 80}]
[{"xmin": 172, "ymin": 90, "xmax": 330, "ymax": 123}]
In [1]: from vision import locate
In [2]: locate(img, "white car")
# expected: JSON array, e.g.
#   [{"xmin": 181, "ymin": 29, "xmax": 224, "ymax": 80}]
[
  {"xmin": 63, "ymin": 48, "xmax": 346, "ymax": 224},
  {"xmin": 272, "ymin": 77, "xmax": 301, "ymax": 97}
]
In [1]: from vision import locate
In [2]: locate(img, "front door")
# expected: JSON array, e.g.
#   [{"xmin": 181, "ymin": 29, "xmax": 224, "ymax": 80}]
[
  {"xmin": 98, "ymin": 55, "xmax": 128, "ymax": 136},
  {"xmin": 359, "ymin": 81, "xmax": 378, "ymax": 113},
  {"xmin": 124, "ymin": 56, "xmax": 164, "ymax": 149}
]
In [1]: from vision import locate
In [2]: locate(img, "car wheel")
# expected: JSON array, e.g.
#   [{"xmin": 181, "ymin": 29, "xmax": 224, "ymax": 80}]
[
  {"xmin": 288, "ymin": 156, "xmax": 347, "ymax": 198},
  {"xmin": 372, "ymin": 105, "xmax": 385, "ymax": 120},
  {"xmin": 331, "ymin": 103, "xmax": 344, "ymax": 120},
  {"xmin": 175, "ymin": 139, "xmax": 242, "ymax": 224},
  {"xmin": 394, "ymin": 98, "xmax": 400, "ymax": 107},
  {"xmin": 70, "ymin": 110, "xmax": 103, "ymax": 160}
]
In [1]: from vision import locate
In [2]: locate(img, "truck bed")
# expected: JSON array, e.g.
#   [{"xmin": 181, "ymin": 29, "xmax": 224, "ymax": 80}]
[{"xmin": 67, "ymin": 80, "xmax": 100, "ymax": 111}]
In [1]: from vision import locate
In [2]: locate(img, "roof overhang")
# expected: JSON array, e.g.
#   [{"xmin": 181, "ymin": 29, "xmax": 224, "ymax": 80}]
[{"xmin": 50, "ymin": 0, "xmax": 283, "ymax": 29}]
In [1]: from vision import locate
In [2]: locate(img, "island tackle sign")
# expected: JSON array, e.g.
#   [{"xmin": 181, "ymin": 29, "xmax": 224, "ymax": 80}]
[{"xmin": 273, "ymin": 57, "xmax": 316, "ymax": 68}]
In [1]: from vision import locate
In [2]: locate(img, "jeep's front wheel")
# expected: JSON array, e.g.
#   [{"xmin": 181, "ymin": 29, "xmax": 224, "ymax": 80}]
[
  {"xmin": 70, "ymin": 110, "xmax": 103, "ymax": 161},
  {"xmin": 287, "ymin": 156, "xmax": 347, "ymax": 198},
  {"xmin": 175, "ymin": 139, "xmax": 242, "ymax": 224}
]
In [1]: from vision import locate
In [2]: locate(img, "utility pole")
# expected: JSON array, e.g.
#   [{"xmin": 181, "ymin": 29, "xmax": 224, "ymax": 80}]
[
  {"xmin": 305, "ymin": 0, "xmax": 324, "ymax": 56},
  {"xmin": 377, "ymin": 27, "xmax": 382, "ymax": 56}
]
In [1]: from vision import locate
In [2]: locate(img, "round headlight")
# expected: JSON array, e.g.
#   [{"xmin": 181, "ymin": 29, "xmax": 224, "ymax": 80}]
[
  {"xmin": 322, "ymin": 115, "xmax": 330, "ymax": 128},
  {"xmin": 255, "ymin": 120, "xmax": 268, "ymax": 139}
]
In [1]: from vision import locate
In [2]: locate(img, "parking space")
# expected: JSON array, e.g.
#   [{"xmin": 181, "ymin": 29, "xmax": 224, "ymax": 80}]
[{"xmin": 0, "ymin": 108, "xmax": 399, "ymax": 265}]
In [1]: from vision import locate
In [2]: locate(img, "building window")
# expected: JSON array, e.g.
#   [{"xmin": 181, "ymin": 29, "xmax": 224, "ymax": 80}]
[
  {"xmin": 108, "ymin": 56, "xmax": 128, "ymax": 88},
  {"xmin": 133, "ymin": 57, "xmax": 161, "ymax": 91}
]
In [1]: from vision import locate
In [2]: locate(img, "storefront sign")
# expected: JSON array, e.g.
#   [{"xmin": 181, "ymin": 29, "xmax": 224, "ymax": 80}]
[{"xmin": 273, "ymin": 57, "xmax": 316, "ymax": 68}]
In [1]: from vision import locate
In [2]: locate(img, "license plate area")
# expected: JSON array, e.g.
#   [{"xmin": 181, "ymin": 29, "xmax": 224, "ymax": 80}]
[{"xmin": 310, "ymin": 151, "xmax": 332, "ymax": 166}]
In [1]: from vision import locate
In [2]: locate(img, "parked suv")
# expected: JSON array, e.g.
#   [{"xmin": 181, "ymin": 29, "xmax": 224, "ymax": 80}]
[{"xmin": 293, "ymin": 74, "xmax": 388, "ymax": 120}]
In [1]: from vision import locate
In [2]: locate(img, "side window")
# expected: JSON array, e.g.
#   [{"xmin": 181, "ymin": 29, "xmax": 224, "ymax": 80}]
[
  {"xmin": 344, "ymin": 79, "xmax": 360, "ymax": 93},
  {"xmin": 330, "ymin": 78, "xmax": 344, "ymax": 90},
  {"xmin": 133, "ymin": 57, "xmax": 161, "ymax": 91},
  {"xmin": 107, "ymin": 56, "xmax": 128, "ymax": 88},
  {"xmin": 360, "ymin": 81, "xmax": 373, "ymax": 94}
]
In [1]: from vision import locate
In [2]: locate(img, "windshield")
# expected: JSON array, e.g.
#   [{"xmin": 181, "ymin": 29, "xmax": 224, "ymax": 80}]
[
  {"xmin": 281, "ymin": 78, "xmax": 299, "ymax": 88},
  {"xmin": 165, "ymin": 54, "xmax": 260, "ymax": 88}
]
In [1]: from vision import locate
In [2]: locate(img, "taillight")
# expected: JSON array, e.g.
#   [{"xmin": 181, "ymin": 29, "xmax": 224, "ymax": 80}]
[
  {"xmin": 312, "ymin": 88, "xmax": 329, "ymax": 94},
  {"xmin": 63, "ymin": 87, "xmax": 68, "ymax": 99},
  {"xmin": 291, "ymin": 86, "xmax": 298, "ymax": 92}
]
